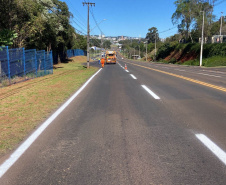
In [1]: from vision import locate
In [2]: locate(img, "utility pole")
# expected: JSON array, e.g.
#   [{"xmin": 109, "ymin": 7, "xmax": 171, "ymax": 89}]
[
  {"xmin": 200, "ymin": 11, "xmax": 205, "ymax": 67},
  {"xmin": 139, "ymin": 45, "xmax": 140, "ymax": 59},
  {"xmin": 155, "ymin": 33, "xmax": 157, "ymax": 61},
  {"xmin": 134, "ymin": 48, "xmax": 135, "ymax": 60},
  {"xmin": 83, "ymin": 2, "xmax": 95, "ymax": 68},
  {"xmin": 220, "ymin": 12, "xmax": 223, "ymax": 36},
  {"xmin": 146, "ymin": 42, "xmax": 147, "ymax": 62}
]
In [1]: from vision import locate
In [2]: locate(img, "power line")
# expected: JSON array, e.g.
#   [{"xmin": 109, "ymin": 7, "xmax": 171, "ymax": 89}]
[
  {"xmin": 39, "ymin": 0, "xmax": 87, "ymax": 35},
  {"xmin": 64, "ymin": 0, "xmax": 87, "ymax": 23},
  {"xmin": 215, "ymin": 0, "xmax": 226, "ymax": 6},
  {"xmin": 159, "ymin": 26, "xmax": 178, "ymax": 34},
  {"xmin": 71, "ymin": 19, "xmax": 87, "ymax": 33},
  {"xmin": 90, "ymin": 6, "xmax": 105, "ymax": 35},
  {"xmin": 158, "ymin": 0, "xmax": 226, "ymax": 36}
]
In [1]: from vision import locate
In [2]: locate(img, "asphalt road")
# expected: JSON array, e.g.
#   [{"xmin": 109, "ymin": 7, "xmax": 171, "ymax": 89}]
[{"xmin": 1, "ymin": 56, "xmax": 226, "ymax": 184}]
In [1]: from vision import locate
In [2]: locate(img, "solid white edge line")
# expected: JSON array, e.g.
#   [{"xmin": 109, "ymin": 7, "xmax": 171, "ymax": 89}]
[
  {"xmin": 196, "ymin": 134, "xmax": 226, "ymax": 165},
  {"xmin": 141, "ymin": 85, "xmax": 160, "ymax": 100},
  {"xmin": 130, "ymin": 74, "xmax": 137, "ymax": 80},
  {"xmin": 0, "ymin": 68, "xmax": 102, "ymax": 178}
]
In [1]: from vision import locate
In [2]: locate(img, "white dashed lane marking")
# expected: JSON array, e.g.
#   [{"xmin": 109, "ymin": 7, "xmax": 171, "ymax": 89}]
[{"xmin": 141, "ymin": 85, "xmax": 160, "ymax": 100}]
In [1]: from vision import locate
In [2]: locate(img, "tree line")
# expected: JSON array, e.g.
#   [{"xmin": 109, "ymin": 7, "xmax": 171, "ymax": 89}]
[
  {"xmin": 120, "ymin": 0, "xmax": 226, "ymax": 61},
  {"xmin": 0, "ymin": 0, "xmax": 87, "ymax": 63}
]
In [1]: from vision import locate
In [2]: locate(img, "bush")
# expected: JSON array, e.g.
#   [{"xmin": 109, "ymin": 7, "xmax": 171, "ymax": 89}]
[
  {"xmin": 182, "ymin": 59, "xmax": 200, "ymax": 66},
  {"xmin": 156, "ymin": 42, "xmax": 226, "ymax": 66},
  {"xmin": 203, "ymin": 56, "xmax": 226, "ymax": 67},
  {"xmin": 203, "ymin": 43, "xmax": 226, "ymax": 58},
  {"xmin": 156, "ymin": 43, "xmax": 178, "ymax": 60},
  {"xmin": 169, "ymin": 57, "xmax": 177, "ymax": 64}
]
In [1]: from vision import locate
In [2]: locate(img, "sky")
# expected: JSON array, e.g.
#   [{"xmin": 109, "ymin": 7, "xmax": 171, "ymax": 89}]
[{"xmin": 62, "ymin": 0, "xmax": 226, "ymax": 39}]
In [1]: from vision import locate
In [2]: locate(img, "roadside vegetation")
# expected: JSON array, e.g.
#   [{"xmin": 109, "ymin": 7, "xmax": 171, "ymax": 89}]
[
  {"xmin": 0, "ymin": 56, "xmax": 98, "ymax": 156},
  {"xmin": 120, "ymin": 0, "xmax": 226, "ymax": 67},
  {"xmin": 0, "ymin": 0, "xmax": 87, "ymax": 63}
]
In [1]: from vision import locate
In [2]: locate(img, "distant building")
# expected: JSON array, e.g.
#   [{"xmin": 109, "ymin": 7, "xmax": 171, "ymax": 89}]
[
  {"xmin": 160, "ymin": 38, "xmax": 166, "ymax": 43},
  {"xmin": 212, "ymin": 35, "xmax": 226, "ymax": 43}
]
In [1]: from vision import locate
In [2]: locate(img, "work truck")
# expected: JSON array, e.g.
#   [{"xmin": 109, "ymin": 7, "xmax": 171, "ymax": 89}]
[{"xmin": 105, "ymin": 51, "xmax": 116, "ymax": 64}]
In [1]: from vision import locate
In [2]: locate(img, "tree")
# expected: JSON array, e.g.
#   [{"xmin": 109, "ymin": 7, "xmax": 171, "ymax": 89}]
[
  {"xmin": 103, "ymin": 40, "xmax": 111, "ymax": 49},
  {"xmin": 172, "ymin": 0, "xmax": 214, "ymax": 42},
  {"xmin": 146, "ymin": 27, "xmax": 159, "ymax": 44},
  {"xmin": 73, "ymin": 34, "xmax": 87, "ymax": 50},
  {"xmin": 172, "ymin": 0, "xmax": 196, "ymax": 41},
  {"xmin": 0, "ymin": 29, "xmax": 17, "ymax": 46},
  {"xmin": 90, "ymin": 38, "xmax": 101, "ymax": 48}
]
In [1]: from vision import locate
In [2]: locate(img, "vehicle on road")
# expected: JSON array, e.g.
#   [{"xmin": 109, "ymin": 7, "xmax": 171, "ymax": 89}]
[{"xmin": 105, "ymin": 51, "xmax": 116, "ymax": 64}]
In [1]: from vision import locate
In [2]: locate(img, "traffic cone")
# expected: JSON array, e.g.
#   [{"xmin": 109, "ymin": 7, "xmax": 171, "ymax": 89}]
[{"xmin": 125, "ymin": 64, "xmax": 127, "ymax": 70}]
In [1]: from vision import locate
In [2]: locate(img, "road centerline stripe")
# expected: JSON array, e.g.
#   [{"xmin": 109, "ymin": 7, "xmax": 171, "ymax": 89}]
[
  {"xmin": 130, "ymin": 74, "xmax": 137, "ymax": 79},
  {"xmin": 196, "ymin": 134, "xmax": 226, "ymax": 165},
  {"xmin": 141, "ymin": 85, "xmax": 160, "ymax": 100},
  {"xmin": 0, "ymin": 68, "xmax": 102, "ymax": 178},
  {"xmin": 127, "ymin": 62, "xmax": 226, "ymax": 93}
]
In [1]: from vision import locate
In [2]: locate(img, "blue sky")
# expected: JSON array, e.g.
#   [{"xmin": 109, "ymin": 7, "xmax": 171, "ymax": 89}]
[{"xmin": 62, "ymin": 0, "xmax": 226, "ymax": 38}]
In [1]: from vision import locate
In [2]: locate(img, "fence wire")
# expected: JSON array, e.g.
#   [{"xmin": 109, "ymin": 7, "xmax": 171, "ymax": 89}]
[
  {"xmin": 0, "ymin": 47, "xmax": 85, "ymax": 87},
  {"xmin": 0, "ymin": 46, "xmax": 53, "ymax": 87},
  {"xmin": 67, "ymin": 49, "xmax": 85, "ymax": 58}
]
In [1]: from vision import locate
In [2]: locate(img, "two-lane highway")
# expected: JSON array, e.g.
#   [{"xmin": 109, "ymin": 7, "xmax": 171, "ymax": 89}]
[{"xmin": 1, "ymin": 59, "xmax": 226, "ymax": 184}]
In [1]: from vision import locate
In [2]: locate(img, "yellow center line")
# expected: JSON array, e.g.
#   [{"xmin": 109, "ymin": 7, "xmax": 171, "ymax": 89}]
[{"xmin": 126, "ymin": 62, "xmax": 226, "ymax": 93}]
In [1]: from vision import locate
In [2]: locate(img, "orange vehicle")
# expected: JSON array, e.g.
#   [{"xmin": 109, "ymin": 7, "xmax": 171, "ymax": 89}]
[{"xmin": 105, "ymin": 51, "xmax": 116, "ymax": 64}]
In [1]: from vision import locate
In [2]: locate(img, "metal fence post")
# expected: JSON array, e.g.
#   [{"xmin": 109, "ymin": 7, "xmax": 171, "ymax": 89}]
[
  {"xmin": 35, "ymin": 50, "xmax": 38, "ymax": 77},
  {"xmin": 50, "ymin": 51, "xmax": 53, "ymax": 74},
  {"xmin": 23, "ymin": 48, "xmax": 26, "ymax": 78},
  {"xmin": 6, "ymin": 46, "xmax": 11, "ymax": 84},
  {"xmin": 44, "ymin": 51, "xmax": 46, "ymax": 75}
]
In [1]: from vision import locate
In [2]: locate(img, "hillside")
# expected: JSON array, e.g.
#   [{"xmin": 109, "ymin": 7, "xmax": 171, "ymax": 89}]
[{"xmin": 157, "ymin": 43, "xmax": 226, "ymax": 66}]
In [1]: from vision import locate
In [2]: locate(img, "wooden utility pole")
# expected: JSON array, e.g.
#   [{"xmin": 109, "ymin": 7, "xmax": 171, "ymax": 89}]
[{"xmin": 83, "ymin": 2, "xmax": 95, "ymax": 68}]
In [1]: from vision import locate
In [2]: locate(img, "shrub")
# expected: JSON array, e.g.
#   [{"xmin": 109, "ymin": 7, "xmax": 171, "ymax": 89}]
[{"xmin": 169, "ymin": 57, "xmax": 177, "ymax": 64}]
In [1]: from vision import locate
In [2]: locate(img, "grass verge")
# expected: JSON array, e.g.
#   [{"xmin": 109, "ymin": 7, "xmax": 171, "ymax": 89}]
[
  {"xmin": 182, "ymin": 56, "xmax": 226, "ymax": 67},
  {"xmin": 0, "ymin": 56, "xmax": 98, "ymax": 156}
]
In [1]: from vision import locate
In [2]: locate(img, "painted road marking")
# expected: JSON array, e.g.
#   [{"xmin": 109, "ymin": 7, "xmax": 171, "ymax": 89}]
[
  {"xmin": 141, "ymin": 85, "xmax": 160, "ymax": 100},
  {"xmin": 202, "ymin": 70, "xmax": 226, "ymax": 75},
  {"xmin": 127, "ymin": 62, "xmax": 226, "ymax": 93},
  {"xmin": 125, "ymin": 70, "xmax": 129, "ymax": 72},
  {"xmin": 130, "ymin": 74, "xmax": 137, "ymax": 79},
  {"xmin": 0, "ymin": 68, "xmax": 103, "ymax": 178},
  {"xmin": 197, "ymin": 73, "xmax": 221, "ymax": 78},
  {"xmin": 196, "ymin": 134, "xmax": 226, "ymax": 165},
  {"xmin": 174, "ymin": 69, "xmax": 186, "ymax": 72}
]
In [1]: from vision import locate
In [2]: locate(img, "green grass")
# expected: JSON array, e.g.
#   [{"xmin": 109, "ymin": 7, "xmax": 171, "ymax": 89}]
[
  {"xmin": 182, "ymin": 56, "xmax": 226, "ymax": 67},
  {"xmin": 0, "ymin": 56, "xmax": 98, "ymax": 156},
  {"xmin": 202, "ymin": 56, "xmax": 226, "ymax": 67},
  {"xmin": 182, "ymin": 59, "xmax": 200, "ymax": 66}
]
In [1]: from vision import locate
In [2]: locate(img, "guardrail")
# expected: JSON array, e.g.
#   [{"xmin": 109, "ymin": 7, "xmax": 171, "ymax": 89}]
[{"xmin": 0, "ymin": 46, "xmax": 53, "ymax": 87}]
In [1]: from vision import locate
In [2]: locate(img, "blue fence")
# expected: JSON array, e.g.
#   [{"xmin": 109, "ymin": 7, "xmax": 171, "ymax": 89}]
[
  {"xmin": 67, "ymin": 49, "xmax": 85, "ymax": 58},
  {"xmin": 0, "ymin": 46, "xmax": 53, "ymax": 87}
]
